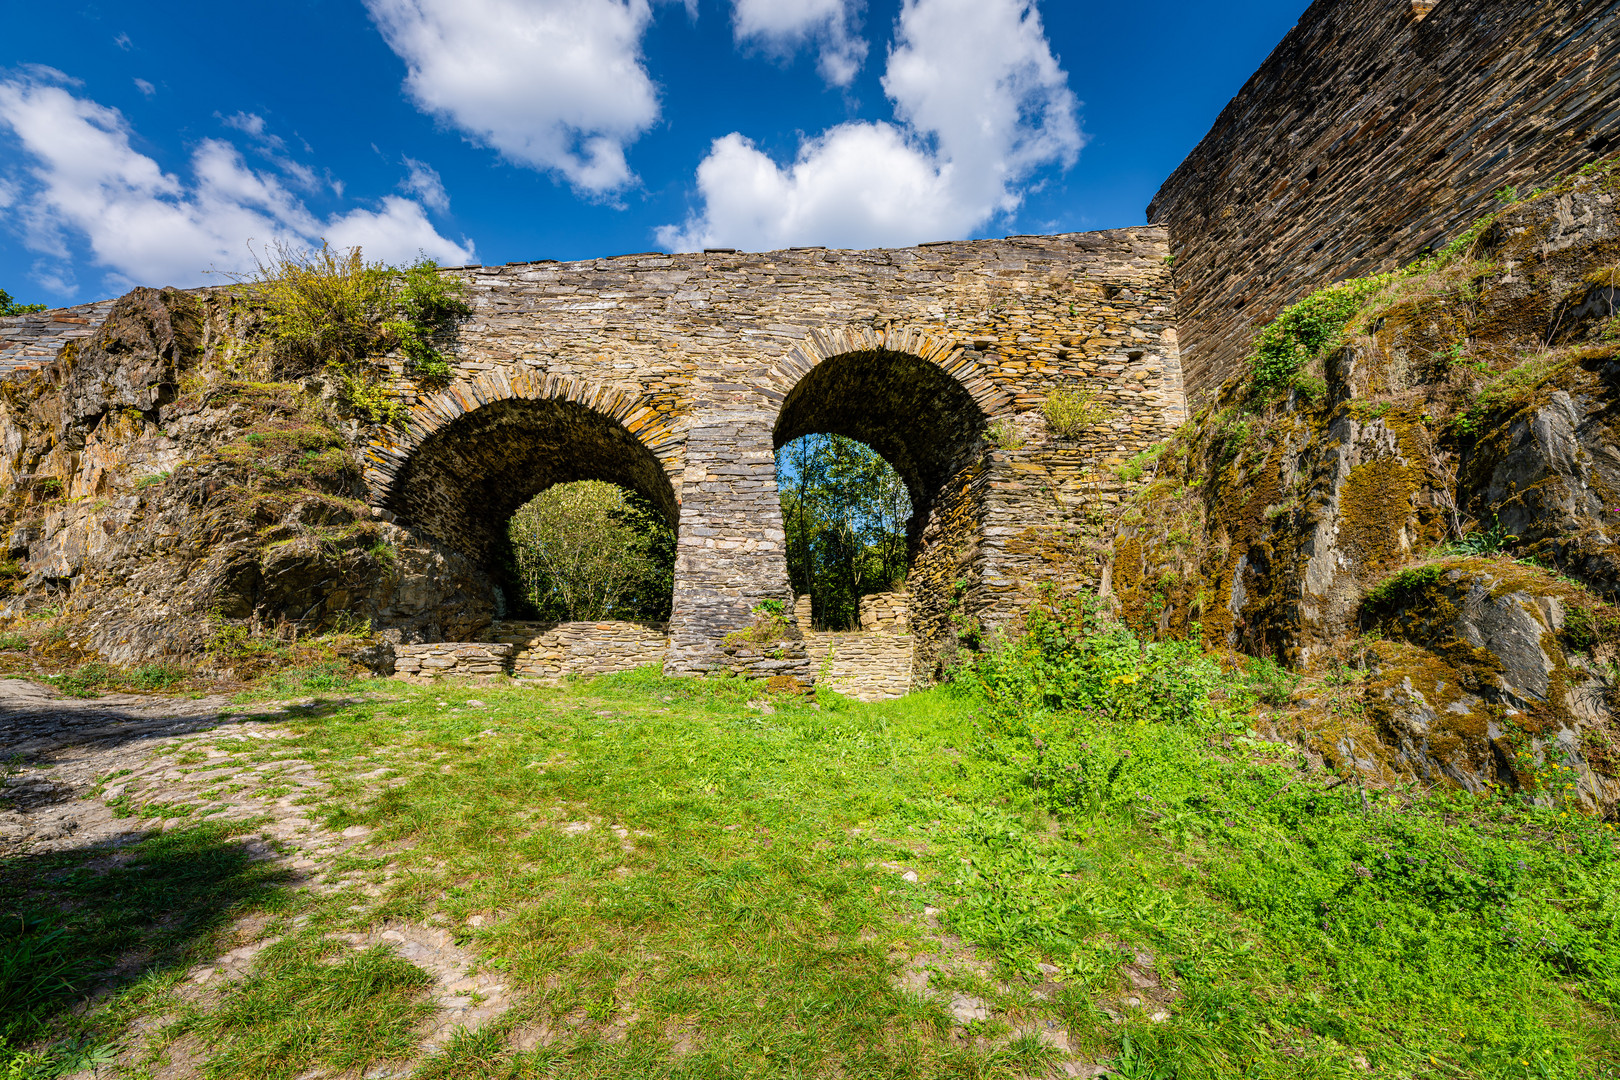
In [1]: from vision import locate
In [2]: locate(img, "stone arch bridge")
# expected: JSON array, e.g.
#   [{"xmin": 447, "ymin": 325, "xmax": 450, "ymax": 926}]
[
  {"xmin": 364, "ymin": 226, "xmax": 1185, "ymax": 681},
  {"xmin": 0, "ymin": 226, "xmax": 1186, "ymax": 686}
]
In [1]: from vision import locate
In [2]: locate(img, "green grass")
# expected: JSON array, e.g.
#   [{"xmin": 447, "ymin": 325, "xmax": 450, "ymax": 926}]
[{"xmin": 4, "ymin": 644, "xmax": 1619, "ymax": 1078}]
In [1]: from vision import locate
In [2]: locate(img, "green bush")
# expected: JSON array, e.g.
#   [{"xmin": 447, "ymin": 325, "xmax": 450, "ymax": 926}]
[
  {"xmin": 1041, "ymin": 386, "xmax": 1112, "ymax": 440},
  {"xmin": 245, "ymin": 243, "xmax": 471, "ymax": 423},
  {"xmin": 1248, "ymin": 273, "xmax": 1398, "ymax": 394},
  {"xmin": 0, "ymin": 288, "xmax": 47, "ymax": 317}
]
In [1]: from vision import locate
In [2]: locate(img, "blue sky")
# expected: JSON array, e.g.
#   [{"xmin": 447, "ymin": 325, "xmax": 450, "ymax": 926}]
[{"xmin": 0, "ymin": 0, "xmax": 1308, "ymax": 304}]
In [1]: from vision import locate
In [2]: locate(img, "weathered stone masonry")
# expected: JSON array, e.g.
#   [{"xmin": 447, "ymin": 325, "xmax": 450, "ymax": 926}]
[
  {"xmin": 1150, "ymin": 0, "xmax": 1620, "ymax": 404},
  {"xmin": 360, "ymin": 229, "xmax": 1184, "ymax": 681}
]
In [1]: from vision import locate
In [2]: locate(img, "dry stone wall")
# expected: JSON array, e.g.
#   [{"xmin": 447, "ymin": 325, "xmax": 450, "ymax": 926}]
[
  {"xmin": 0, "ymin": 300, "xmax": 117, "ymax": 375},
  {"xmin": 1150, "ymin": 0, "xmax": 1620, "ymax": 403},
  {"xmin": 392, "ymin": 621, "xmax": 669, "ymax": 681},
  {"xmin": 497, "ymin": 620, "xmax": 668, "ymax": 681},
  {"xmin": 392, "ymin": 642, "xmax": 515, "ymax": 679},
  {"xmin": 366, "ymin": 229, "xmax": 1184, "ymax": 682}
]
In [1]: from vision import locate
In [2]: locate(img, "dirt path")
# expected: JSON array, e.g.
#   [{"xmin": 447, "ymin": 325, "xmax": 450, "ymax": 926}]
[{"xmin": 1, "ymin": 679, "xmax": 510, "ymax": 1078}]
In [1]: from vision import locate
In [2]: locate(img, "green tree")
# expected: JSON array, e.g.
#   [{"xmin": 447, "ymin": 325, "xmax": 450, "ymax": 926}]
[
  {"xmin": 0, "ymin": 288, "xmax": 48, "ymax": 316},
  {"xmin": 507, "ymin": 481, "xmax": 675, "ymax": 622},
  {"xmin": 776, "ymin": 434, "xmax": 911, "ymax": 630}
]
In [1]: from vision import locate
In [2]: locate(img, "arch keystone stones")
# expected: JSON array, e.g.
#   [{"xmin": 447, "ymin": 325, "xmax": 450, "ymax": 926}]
[
  {"xmin": 362, "ymin": 371, "xmax": 685, "ymax": 511},
  {"xmin": 766, "ymin": 323, "xmax": 1012, "ymax": 419}
]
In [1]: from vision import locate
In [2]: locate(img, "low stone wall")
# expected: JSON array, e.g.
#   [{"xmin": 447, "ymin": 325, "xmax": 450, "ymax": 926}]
[
  {"xmin": 391, "ymin": 621, "xmax": 670, "ymax": 681},
  {"xmin": 497, "ymin": 620, "xmax": 669, "ymax": 681},
  {"xmin": 393, "ymin": 642, "xmax": 515, "ymax": 679},
  {"xmin": 803, "ymin": 631, "xmax": 914, "ymax": 701}
]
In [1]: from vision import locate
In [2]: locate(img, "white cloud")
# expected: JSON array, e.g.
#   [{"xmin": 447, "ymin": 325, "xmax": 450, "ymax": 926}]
[
  {"xmin": 133, "ymin": 77, "xmax": 156, "ymax": 97},
  {"xmin": 401, "ymin": 157, "xmax": 450, "ymax": 212},
  {"xmin": 114, "ymin": 33, "xmax": 133, "ymax": 51},
  {"xmin": 364, "ymin": 0, "xmax": 660, "ymax": 194},
  {"xmin": 0, "ymin": 69, "xmax": 473, "ymax": 297},
  {"xmin": 732, "ymin": 0, "xmax": 867, "ymax": 87},
  {"xmin": 660, "ymin": 0, "xmax": 1082, "ymax": 253}
]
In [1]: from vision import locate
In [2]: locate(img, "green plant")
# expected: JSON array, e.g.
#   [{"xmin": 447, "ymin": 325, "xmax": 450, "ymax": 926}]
[
  {"xmin": 986, "ymin": 418, "xmax": 1024, "ymax": 448},
  {"xmin": 242, "ymin": 243, "xmax": 470, "ymax": 424},
  {"xmin": 1042, "ymin": 386, "xmax": 1112, "ymax": 440},
  {"xmin": 1112, "ymin": 443, "xmax": 1166, "ymax": 482},
  {"xmin": 1445, "ymin": 515, "xmax": 1518, "ymax": 555},
  {"xmin": 0, "ymin": 633, "xmax": 27, "ymax": 651},
  {"xmin": 1241, "ymin": 655, "xmax": 1299, "ymax": 705},
  {"xmin": 1248, "ymin": 273, "xmax": 1399, "ymax": 394},
  {"xmin": 0, "ymin": 289, "xmax": 47, "ymax": 317}
]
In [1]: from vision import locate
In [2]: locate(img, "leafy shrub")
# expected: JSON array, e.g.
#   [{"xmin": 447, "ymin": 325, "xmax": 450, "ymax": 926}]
[
  {"xmin": 1041, "ymin": 387, "xmax": 1112, "ymax": 440},
  {"xmin": 507, "ymin": 480, "xmax": 675, "ymax": 622},
  {"xmin": 1248, "ymin": 273, "xmax": 1398, "ymax": 394},
  {"xmin": 0, "ymin": 288, "xmax": 47, "ymax": 317},
  {"xmin": 1242, "ymin": 655, "xmax": 1300, "ymax": 704},
  {"xmin": 244, "ymin": 243, "xmax": 471, "ymax": 424}
]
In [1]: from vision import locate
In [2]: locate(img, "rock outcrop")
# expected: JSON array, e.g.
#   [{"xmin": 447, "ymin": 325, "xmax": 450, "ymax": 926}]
[
  {"xmin": 1111, "ymin": 165, "xmax": 1620, "ymax": 809},
  {"xmin": 0, "ymin": 287, "xmax": 495, "ymax": 671}
]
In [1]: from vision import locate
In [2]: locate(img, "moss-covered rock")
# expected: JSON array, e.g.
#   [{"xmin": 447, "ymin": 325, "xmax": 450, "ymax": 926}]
[{"xmin": 1111, "ymin": 163, "xmax": 1620, "ymax": 803}]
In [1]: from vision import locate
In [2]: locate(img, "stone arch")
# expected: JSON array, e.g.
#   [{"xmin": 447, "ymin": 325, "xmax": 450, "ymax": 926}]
[
  {"xmin": 767, "ymin": 325, "xmax": 1004, "ymax": 542},
  {"xmin": 766, "ymin": 325, "xmax": 1007, "ymax": 679},
  {"xmin": 363, "ymin": 371, "xmax": 683, "ymax": 571}
]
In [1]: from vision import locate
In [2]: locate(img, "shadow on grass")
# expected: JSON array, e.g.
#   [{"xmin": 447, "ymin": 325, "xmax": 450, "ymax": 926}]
[{"xmin": 0, "ymin": 821, "xmax": 294, "ymax": 1060}]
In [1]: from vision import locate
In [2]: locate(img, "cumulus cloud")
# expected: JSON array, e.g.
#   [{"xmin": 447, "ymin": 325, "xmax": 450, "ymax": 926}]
[
  {"xmin": 401, "ymin": 156, "xmax": 450, "ymax": 211},
  {"xmin": 364, "ymin": 0, "xmax": 660, "ymax": 194},
  {"xmin": 660, "ymin": 0, "xmax": 1082, "ymax": 252},
  {"xmin": 732, "ymin": 0, "xmax": 867, "ymax": 87},
  {"xmin": 0, "ymin": 69, "xmax": 473, "ymax": 297},
  {"xmin": 133, "ymin": 77, "xmax": 156, "ymax": 97}
]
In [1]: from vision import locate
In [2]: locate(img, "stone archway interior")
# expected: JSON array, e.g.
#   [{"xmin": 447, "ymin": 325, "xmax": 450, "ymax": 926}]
[
  {"xmin": 773, "ymin": 349, "xmax": 986, "ymax": 539},
  {"xmin": 386, "ymin": 397, "xmax": 679, "ymax": 573}
]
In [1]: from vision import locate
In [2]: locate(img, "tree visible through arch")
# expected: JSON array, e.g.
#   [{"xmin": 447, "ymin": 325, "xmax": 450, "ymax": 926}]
[
  {"xmin": 505, "ymin": 480, "xmax": 675, "ymax": 622},
  {"xmin": 777, "ymin": 434, "xmax": 910, "ymax": 630}
]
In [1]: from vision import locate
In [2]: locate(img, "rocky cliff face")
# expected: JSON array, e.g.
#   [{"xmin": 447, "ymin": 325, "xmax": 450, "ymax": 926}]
[
  {"xmin": 0, "ymin": 287, "xmax": 494, "ymax": 674},
  {"xmin": 1111, "ymin": 165, "xmax": 1620, "ymax": 810}
]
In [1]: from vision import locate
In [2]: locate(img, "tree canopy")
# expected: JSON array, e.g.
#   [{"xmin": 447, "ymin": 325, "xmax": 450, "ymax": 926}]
[
  {"xmin": 0, "ymin": 289, "xmax": 48, "ymax": 317},
  {"xmin": 777, "ymin": 434, "xmax": 910, "ymax": 630},
  {"xmin": 505, "ymin": 481, "xmax": 675, "ymax": 623}
]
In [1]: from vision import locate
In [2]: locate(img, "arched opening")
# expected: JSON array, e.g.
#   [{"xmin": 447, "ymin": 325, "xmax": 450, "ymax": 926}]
[
  {"xmin": 385, "ymin": 397, "xmax": 679, "ymax": 621},
  {"xmin": 773, "ymin": 349, "xmax": 989, "ymax": 673},
  {"xmin": 776, "ymin": 433, "xmax": 910, "ymax": 630}
]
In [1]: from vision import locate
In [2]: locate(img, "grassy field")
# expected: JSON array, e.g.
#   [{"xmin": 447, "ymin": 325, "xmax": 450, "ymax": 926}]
[{"xmin": 4, "ymin": 626, "xmax": 1620, "ymax": 1079}]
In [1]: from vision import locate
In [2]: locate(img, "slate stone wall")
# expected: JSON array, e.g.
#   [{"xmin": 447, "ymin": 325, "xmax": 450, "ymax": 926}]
[
  {"xmin": 1150, "ymin": 0, "xmax": 1620, "ymax": 404},
  {"xmin": 365, "ymin": 229, "xmax": 1184, "ymax": 680},
  {"xmin": 0, "ymin": 300, "xmax": 118, "ymax": 376}
]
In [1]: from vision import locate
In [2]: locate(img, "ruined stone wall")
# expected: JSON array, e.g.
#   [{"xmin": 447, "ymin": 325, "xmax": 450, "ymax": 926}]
[
  {"xmin": 500, "ymin": 620, "xmax": 668, "ymax": 681},
  {"xmin": 1150, "ymin": 0, "xmax": 1620, "ymax": 404},
  {"xmin": 392, "ymin": 621, "xmax": 669, "ymax": 681},
  {"xmin": 0, "ymin": 300, "xmax": 118, "ymax": 375},
  {"xmin": 366, "ymin": 229, "xmax": 1183, "ymax": 680}
]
